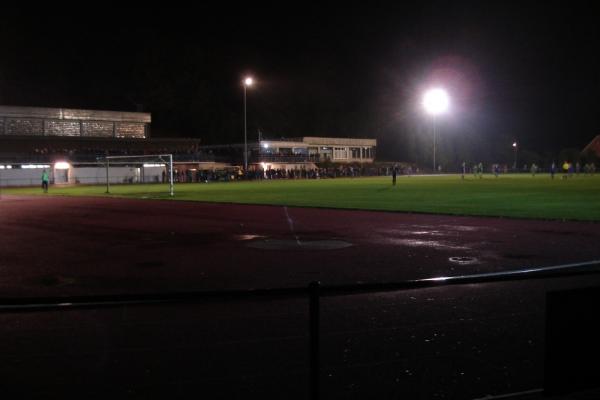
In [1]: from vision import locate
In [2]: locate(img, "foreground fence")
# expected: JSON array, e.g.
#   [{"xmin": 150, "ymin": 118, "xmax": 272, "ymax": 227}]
[{"xmin": 1, "ymin": 260, "xmax": 600, "ymax": 399}]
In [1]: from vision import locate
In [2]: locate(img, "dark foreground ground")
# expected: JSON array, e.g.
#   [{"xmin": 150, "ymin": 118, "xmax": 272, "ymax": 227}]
[{"xmin": 1, "ymin": 195, "xmax": 599, "ymax": 399}]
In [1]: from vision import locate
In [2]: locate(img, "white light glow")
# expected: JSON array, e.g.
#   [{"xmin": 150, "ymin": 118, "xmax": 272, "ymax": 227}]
[
  {"xmin": 423, "ymin": 88, "xmax": 450, "ymax": 116},
  {"xmin": 143, "ymin": 163, "xmax": 166, "ymax": 167},
  {"xmin": 244, "ymin": 77, "xmax": 254, "ymax": 86},
  {"xmin": 54, "ymin": 161, "xmax": 70, "ymax": 170},
  {"xmin": 262, "ymin": 143, "xmax": 269, "ymax": 148},
  {"xmin": 22, "ymin": 164, "xmax": 51, "ymax": 169},
  {"xmin": 512, "ymin": 142, "xmax": 517, "ymax": 148}
]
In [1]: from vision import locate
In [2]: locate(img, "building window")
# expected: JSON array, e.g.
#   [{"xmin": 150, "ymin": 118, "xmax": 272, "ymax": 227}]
[
  {"xmin": 293, "ymin": 147, "xmax": 308, "ymax": 155},
  {"xmin": 333, "ymin": 147, "xmax": 348, "ymax": 159}
]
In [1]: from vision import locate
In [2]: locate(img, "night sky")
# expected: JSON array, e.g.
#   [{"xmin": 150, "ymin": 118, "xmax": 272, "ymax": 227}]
[{"xmin": 1, "ymin": 3, "xmax": 598, "ymax": 165}]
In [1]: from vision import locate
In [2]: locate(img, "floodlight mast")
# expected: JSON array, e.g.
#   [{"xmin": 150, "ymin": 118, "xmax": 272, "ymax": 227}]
[
  {"xmin": 433, "ymin": 117, "xmax": 437, "ymax": 173},
  {"xmin": 423, "ymin": 88, "xmax": 449, "ymax": 172},
  {"xmin": 243, "ymin": 76, "xmax": 254, "ymax": 172}
]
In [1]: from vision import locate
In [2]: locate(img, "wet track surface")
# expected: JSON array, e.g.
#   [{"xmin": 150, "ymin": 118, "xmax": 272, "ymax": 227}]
[
  {"xmin": 1, "ymin": 195, "xmax": 599, "ymax": 296},
  {"xmin": 1, "ymin": 195, "xmax": 600, "ymax": 398}
]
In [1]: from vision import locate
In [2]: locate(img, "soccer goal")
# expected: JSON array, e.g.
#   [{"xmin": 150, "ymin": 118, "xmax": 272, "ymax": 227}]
[{"xmin": 99, "ymin": 154, "xmax": 174, "ymax": 196}]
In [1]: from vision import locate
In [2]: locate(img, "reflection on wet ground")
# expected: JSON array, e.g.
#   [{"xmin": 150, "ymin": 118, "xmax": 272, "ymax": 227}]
[
  {"xmin": 371, "ymin": 222, "xmax": 547, "ymax": 267},
  {"xmin": 448, "ymin": 256, "xmax": 480, "ymax": 265},
  {"xmin": 387, "ymin": 238, "xmax": 470, "ymax": 251},
  {"xmin": 233, "ymin": 234, "xmax": 267, "ymax": 241}
]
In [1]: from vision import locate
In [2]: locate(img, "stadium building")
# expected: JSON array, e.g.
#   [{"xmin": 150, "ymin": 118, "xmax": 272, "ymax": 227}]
[
  {"xmin": 0, "ymin": 105, "xmax": 378, "ymax": 186},
  {"xmin": 202, "ymin": 137, "xmax": 377, "ymax": 172},
  {"xmin": 0, "ymin": 106, "xmax": 209, "ymax": 186}
]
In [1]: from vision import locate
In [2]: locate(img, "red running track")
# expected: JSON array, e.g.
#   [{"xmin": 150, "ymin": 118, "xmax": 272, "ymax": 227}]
[{"xmin": 1, "ymin": 195, "xmax": 599, "ymax": 297}]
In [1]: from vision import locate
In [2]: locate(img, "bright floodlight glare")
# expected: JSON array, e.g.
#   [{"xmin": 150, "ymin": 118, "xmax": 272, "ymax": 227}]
[
  {"xmin": 244, "ymin": 77, "xmax": 254, "ymax": 86},
  {"xmin": 423, "ymin": 88, "xmax": 449, "ymax": 115},
  {"xmin": 512, "ymin": 142, "xmax": 517, "ymax": 147}
]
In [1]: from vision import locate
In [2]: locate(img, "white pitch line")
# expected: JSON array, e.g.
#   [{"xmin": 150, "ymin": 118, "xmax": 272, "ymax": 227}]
[{"xmin": 283, "ymin": 206, "xmax": 302, "ymax": 246}]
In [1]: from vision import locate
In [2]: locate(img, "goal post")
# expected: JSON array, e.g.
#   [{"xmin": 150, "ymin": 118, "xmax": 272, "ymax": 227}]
[{"xmin": 100, "ymin": 154, "xmax": 174, "ymax": 196}]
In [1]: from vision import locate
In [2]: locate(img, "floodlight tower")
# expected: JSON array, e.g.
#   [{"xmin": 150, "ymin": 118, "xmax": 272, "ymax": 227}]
[
  {"xmin": 423, "ymin": 88, "xmax": 449, "ymax": 173},
  {"xmin": 512, "ymin": 142, "xmax": 518, "ymax": 171},
  {"xmin": 243, "ymin": 76, "xmax": 254, "ymax": 172}
]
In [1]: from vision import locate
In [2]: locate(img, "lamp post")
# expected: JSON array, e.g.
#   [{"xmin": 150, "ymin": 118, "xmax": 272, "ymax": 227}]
[
  {"xmin": 243, "ymin": 76, "xmax": 254, "ymax": 171},
  {"xmin": 423, "ymin": 88, "xmax": 449, "ymax": 173},
  {"xmin": 512, "ymin": 142, "xmax": 518, "ymax": 171}
]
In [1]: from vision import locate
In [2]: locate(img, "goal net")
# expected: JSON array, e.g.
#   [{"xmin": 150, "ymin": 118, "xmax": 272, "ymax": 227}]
[{"xmin": 99, "ymin": 154, "xmax": 174, "ymax": 196}]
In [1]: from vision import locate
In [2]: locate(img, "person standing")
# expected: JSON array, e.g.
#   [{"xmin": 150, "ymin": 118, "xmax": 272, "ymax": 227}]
[
  {"xmin": 41, "ymin": 169, "xmax": 49, "ymax": 193},
  {"xmin": 550, "ymin": 161, "xmax": 556, "ymax": 179},
  {"xmin": 478, "ymin": 162, "xmax": 483, "ymax": 179},
  {"xmin": 392, "ymin": 164, "xmax": 398, "ymax": 186},
  {"xmin": 461, "ymin": 161, "xmax": 466, "ymax": 180},
  {"xmin": 568, "ymin": 162, "xmax": 574, "ymax": 178}
]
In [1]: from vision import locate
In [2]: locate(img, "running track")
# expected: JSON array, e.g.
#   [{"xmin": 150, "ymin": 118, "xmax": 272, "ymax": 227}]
[
  {"xmin": 1, "ymin": 195, "xmax": 600, "ymax": 399},
  {"xmin": 1, "ymin": 195, "xmax": 599, "ymax": 296}
]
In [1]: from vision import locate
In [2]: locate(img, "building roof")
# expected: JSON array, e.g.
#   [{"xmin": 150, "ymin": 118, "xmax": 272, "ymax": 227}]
[
  {"xmin": 0, "ymin": 105, "xmax": 151, "ymax": 124},
  {"xmin": 263, "ymin": 137, "xmax": 377, "ymax": 147},
  {"xmin": 299, "ymin": 137, "xmax": 376, "ymax": 146}
]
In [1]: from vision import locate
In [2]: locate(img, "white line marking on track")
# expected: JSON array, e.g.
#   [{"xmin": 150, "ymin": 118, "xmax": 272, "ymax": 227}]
[{"xmin": 283, "ymin": 206, "xmax": 302, "ymax": 246}]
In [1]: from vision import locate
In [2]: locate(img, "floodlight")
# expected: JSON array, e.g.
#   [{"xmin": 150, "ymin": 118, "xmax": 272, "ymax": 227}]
[{"xmin": 423, "ymin": 88, "xmax": 449, "ymax": 116}]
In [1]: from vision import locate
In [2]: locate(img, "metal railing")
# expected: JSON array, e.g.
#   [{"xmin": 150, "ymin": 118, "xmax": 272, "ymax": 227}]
[{"xmin": 1, "ymin": 259, "xmax": 600, "ymax": 399}]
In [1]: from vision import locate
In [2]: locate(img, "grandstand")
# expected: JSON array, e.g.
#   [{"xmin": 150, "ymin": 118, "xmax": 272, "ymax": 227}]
[
  {"xmin": 0, "ymin": 105, "xmax": 379, "ymax": 186},
  {"xmin": 0, "ymin": 106, "xmax": 216, "ymax": 186}
]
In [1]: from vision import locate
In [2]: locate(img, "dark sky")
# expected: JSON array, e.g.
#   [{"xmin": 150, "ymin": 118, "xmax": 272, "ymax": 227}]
[{"xmin": 1, "ymin": 3, "xmax": 599, "ymax": 162}]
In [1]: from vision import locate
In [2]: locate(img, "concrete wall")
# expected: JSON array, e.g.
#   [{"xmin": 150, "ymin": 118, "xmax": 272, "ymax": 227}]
[
  {"xmin": 0, "ymin": 166, "xmax": 165, "ymax": 187},
  {"xmin": 0, "ymin": 168, "xmax": 51, "ymax": 187}
]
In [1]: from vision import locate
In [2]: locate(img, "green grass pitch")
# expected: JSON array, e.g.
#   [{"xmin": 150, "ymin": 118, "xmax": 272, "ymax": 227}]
[{"xmin": 4, "ymin": 174, "xmax": 600, "ymax": 221}]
